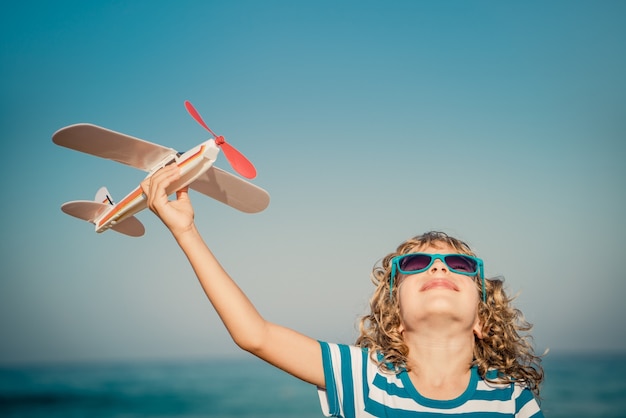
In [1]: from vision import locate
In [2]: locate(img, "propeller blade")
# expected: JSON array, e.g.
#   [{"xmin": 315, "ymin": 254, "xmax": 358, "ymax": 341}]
[
  {"xmin": 219, "ymin": 141, "xmax": 257, "ymax": 179},
  {"xmin": 184, "ymin": 101, "xmax": 218, "ymax": 138},
  {"xmin": 184, "ymin": 100, "xmax": 257, "ymax": 179}
]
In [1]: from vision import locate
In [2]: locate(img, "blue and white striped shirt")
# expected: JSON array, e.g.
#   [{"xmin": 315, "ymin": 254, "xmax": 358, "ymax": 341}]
[{"xmin": 317, "ymin": 342, "xmax": 543, "ymax": 417}]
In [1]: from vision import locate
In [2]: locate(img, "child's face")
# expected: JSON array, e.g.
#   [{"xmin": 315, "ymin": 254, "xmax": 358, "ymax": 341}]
[{"xmin": 396, "ymin": 243, "xmax": 482, "ymax": 337}]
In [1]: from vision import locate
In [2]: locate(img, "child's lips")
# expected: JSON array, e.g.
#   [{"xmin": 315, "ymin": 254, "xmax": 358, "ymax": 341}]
[{"xmin": 421, "ymin": 278, "xmax": 458, "ymax": 292}]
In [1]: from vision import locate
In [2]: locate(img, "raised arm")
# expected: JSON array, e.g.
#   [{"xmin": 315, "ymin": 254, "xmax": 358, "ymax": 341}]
[{"xmin": 141, "ymin": 165, "xmax": 325, "ymax": 387}]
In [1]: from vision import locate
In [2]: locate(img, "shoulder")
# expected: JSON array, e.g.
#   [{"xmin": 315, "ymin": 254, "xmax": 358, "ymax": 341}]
[
  {"xmin": 318, "ymin": 342, "xmax": 416, "ymax": 401},
  {"xmin": 318, "ymin": 341, "xmax": 373, "ymax": 380},
  {"xmin": 317, "ymin": 342, "xmax": 416, "ymax": 417},
  {"xmin": 318, "ymin": 342, "xmax": 394, "ymax": 377},
  {"xmin": 477, "ymin": 372, "xmax": 543, "ymax": 417}
]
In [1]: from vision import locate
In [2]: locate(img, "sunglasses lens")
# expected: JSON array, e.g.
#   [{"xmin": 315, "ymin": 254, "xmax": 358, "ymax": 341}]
[
  {"xmin": 398, "ymin": 254, "xmax": 432, "ymax": 272},
  {"xmin": 444, "ymin": 255, "xmax": 477, "ymax": 273}
]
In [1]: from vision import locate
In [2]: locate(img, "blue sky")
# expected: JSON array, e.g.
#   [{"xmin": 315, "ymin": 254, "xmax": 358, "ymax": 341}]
[{"xmin": 1, "ymin": 0, "xmax": 625, "ymax": 364}]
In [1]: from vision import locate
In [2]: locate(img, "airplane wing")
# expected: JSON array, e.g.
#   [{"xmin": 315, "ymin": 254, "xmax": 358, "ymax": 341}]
[
  {"xmin": 52, "ymin": 123, "xmax": 178, "ymax": 172},
  {"xmin": 53, "ymin": 123, "xmax": 270, "ymax": 214},
  {"xmin": 189, "ymin": 166, "xmax": 270, "ymax": 213}
]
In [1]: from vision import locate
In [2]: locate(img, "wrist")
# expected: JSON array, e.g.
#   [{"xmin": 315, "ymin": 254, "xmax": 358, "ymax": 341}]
[{"xmin": 171, "ymin": 223, "xmax": 202, "ymax": 246}]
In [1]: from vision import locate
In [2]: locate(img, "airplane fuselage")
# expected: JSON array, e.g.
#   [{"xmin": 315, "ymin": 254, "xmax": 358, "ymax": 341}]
[{"xmin": 94, "ymin": 140, "xmax": 219, "ymax": 233}]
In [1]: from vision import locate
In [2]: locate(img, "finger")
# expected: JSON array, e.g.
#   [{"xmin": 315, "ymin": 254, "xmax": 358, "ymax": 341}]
[
  {"xmin": 175, "ymin": 186, "xmax": 190, "ymax": 201},
  {"xmin": 150, "ymin": 165, "xmax": 180, "ymax": 193},
  {"xmin": 140, "ymin": 178, "xmax": 154, "ymax": 210},
  {"xmin": 140, "ymin": 177, "xmax": 150, "ymax": 195},
  {"xmin": 143, "ymin": 166, "xmax": 181, "ymax": 209}
]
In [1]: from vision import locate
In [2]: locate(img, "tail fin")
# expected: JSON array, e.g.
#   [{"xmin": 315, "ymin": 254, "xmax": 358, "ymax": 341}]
[
  {"xmin": 95, "ymin": 186, "xmax": 114, "ymax": 205},
  {"xmin": 60, "ymin": 187, "xmax": 145, "ymax": 237}
]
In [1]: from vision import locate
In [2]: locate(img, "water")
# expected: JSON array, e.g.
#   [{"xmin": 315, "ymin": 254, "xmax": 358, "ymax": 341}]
[
  {"xmin": 1, "ymin": 353, "xmax": 625, "ymax": 417},
  {"xmin": 539, "ymin": 352, "xmax": 626, "ymax": 417},
  {"xmin": 0, "ymin": 359, "xmax": 320, "ymax": 418}
]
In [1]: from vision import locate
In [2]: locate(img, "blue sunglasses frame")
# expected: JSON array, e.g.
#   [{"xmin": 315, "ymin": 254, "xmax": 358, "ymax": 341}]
[{"xmin": 389, "ymin": 253, "xmax": 485, "ymax": 302}]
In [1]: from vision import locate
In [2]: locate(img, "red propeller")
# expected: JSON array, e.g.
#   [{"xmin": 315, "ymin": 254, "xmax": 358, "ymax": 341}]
[{"xmin": 184, "ymin": 100, "xmax": 257, "ymax": 179}]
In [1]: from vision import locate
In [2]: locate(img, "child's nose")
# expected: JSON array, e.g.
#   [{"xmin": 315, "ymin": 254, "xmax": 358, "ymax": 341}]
[{"xmin": 430, "ymin": 259, "xmax": 448, "ymax": 273}]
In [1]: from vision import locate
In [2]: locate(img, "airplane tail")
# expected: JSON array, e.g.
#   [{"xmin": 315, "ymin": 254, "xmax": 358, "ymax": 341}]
[
  {"xmin": 95, "ymin": 186, "xmax": 114, "ymax": 205},
  {"xmin": 61, "ymin": 187, "xmax": 145, "ymax": 237}
]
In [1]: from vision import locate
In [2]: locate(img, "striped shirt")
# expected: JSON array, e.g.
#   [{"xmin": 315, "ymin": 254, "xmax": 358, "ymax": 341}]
[{"xmin": 317, "ymin": 342, "xmax": 543, "ymax": 417}]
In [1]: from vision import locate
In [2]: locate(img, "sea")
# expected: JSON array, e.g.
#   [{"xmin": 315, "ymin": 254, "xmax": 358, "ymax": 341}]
[{"xmin": 1, "ymin": 352, "xmax": 625, "ymax": 417}]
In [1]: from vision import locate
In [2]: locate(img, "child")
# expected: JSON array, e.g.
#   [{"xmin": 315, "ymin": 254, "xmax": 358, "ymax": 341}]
[{"xmin": 141, "ymin": 165, "xmax": 544, "ymax": 417}]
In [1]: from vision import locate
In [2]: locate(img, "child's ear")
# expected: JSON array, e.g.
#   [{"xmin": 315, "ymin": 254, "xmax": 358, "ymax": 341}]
[{"xmin": 473, "ymin": 317, "xmax": 483, "ymax": 339}]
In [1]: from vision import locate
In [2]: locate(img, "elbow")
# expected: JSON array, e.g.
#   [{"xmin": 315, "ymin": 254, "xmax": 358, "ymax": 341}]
[{"xmin": 230, "ymin": 324, "xmax": 269, "ymax": 356}]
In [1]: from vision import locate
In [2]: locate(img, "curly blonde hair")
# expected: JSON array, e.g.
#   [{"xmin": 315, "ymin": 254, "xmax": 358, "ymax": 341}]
[{"xmin": 356, "ymin": 231, "xmax": 544, "ymax": 397}]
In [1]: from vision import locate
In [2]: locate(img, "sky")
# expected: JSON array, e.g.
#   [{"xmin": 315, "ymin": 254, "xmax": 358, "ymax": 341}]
[{"xmin": 1, "ymin": 0, "xmax": 625, "ymax": 365}]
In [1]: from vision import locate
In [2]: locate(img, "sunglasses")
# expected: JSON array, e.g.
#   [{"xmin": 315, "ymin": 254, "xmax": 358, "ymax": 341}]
[{"xmin": 389, "ymin": 253, "xmax": 485, "ymax": 301}]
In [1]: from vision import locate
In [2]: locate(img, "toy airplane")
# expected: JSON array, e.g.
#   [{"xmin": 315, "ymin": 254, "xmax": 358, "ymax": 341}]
[{"xmin": 53, "ymin": 101, "xmax": 270, "ymax": 237}]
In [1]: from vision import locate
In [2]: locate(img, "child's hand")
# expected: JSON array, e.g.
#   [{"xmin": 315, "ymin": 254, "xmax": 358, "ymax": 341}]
[{"xmin": 141, "ymin": 165, "xmax": 195, "ymax": 237}]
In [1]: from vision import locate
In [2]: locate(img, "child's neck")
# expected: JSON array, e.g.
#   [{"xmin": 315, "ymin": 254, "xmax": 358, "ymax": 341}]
[{"xmin": 403, "ymin": 330, "xmax": 475, "ymax": 400}]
